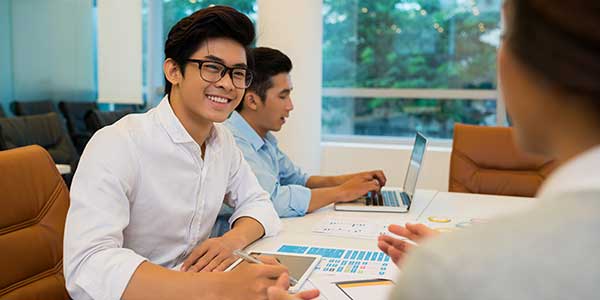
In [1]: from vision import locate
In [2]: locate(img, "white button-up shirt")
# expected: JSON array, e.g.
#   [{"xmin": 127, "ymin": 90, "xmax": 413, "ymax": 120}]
[{"xmin": 63, "ymin": 96, "xmax": 281, "ymax": 300}]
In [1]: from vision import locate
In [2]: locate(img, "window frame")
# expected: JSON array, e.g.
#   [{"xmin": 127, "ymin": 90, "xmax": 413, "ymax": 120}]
[{"xmin": 321, "ymin": 87, "xmax": 507, "ymax": 143}]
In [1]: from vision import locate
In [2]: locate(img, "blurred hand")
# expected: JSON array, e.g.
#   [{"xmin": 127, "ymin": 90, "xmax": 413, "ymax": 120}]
[
  {"xmin": 378, "ymin": 223, "xmax": 439, "ymax": 266},
  {"xmin": 223, "ymin": 256, "xmax": 291, "ymax": 300},
  {"xmin": 336, "ymin": 175, "xmax": 381, "ymax": 202},
  {"xmin": 181, "ymin": 236, "xmax": 240, "ymax": 272},
  {"xmin": 267, "ymin": 273, "xmax": 321, "ymax": 300},
  {"xmin": 356, "ymin": 170, "xmax": 387, "ymax": 187}
]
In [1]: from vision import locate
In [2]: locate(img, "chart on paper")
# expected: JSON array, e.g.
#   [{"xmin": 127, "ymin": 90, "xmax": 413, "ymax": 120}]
[{"xmin": 277, "ymin": 244, "xmax": 394, "ymax": 278}]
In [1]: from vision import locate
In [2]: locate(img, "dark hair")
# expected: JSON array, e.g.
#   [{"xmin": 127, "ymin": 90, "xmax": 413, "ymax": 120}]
[
  {"xmin": 506, "ymin": 0, "xmax": 600, "ymax": 107},
  {"xmin": 164, "ymin": 6, "xmax": 255, "ymax": 96},
  {"xmin": 235, "ymin": 47, "xmax": 292, "ymax": 112}
]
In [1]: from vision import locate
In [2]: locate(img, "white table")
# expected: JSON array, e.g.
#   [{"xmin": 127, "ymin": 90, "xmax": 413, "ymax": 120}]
[
  {"xmin": 247, "ymin": 190, "xmax": 536, "ymax": 299},
  {"xmin": 417, "ymin": 192, "xmax": 536, "ymax": 231},
  {"xmin": 249, "ymin": 189, "xmax": 439, "ymax": 251}
]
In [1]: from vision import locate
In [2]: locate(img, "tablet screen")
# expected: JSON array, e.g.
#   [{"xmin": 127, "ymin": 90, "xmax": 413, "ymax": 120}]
[{"xmin": 231, "ymin": 251, "xmax": 319, "ymax": 287}]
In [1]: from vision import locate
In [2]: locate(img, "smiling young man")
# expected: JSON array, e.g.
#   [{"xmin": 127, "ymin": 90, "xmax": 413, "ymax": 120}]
[
  {"xmin": 221, "ymin": 47, "xmax": 386, "ymax": 219},
  {"xmin": 63, "ymin": 7, "xmax": 290, "ymax": 300}
]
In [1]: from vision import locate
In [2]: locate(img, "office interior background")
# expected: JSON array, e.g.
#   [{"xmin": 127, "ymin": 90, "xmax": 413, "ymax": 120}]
[{"xmin": 0, "ymin": 0, "xmax": 503, "ymax": 191}]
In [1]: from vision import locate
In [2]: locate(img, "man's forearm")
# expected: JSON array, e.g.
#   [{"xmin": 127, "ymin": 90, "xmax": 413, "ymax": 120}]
[
  {"xmin": 307, "ymin": 187, "xmax": 345, "ymax": 212},
  {"xmin": 306, "ymin": 175, "xmax": 349, "ymax": 188},
  {"xmin": 224, "ymin": 216, "xmax": 265, "ymax": 249},
  {"xmin": 122, "ymin": 261, "xmax": 226, "ymax": 300}
]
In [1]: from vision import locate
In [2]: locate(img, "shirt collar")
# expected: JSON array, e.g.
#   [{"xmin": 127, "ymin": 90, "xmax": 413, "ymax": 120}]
[
  {"xmin": 537, "ymin": 145, "xmax": 600, "ymax": 199},
  {"xmin": 157, "ymin": 95, "xmax": 221, "ymax": 149},
  {"xmin": 227, "ymin": 111, "xmax": 277, "ymax": 151}
]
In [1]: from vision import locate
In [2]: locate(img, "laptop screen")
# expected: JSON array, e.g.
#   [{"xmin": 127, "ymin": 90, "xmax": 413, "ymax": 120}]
[{"xmin": 402, "ymin": 132, "xmax": 427, "ymax": 197}]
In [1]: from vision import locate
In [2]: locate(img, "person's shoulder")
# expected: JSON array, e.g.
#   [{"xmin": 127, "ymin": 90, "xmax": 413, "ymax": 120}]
[
  {"xmin": 85, "ymin": 110, "xmax": 155, "ymax": 155},
  {"xmin": 404, "ymin": 194, "xmax": 600, "ymax": 294},
  {"xmin": 218, "ymin": 122, "xmax": 255, "ymax": 150}
]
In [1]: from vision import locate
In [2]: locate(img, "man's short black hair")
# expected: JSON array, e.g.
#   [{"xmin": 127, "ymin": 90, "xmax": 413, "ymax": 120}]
[
  {"xmin": 164, "ymin": 6, "xmax": 255, "ymax": 96},
  {"xmin": 235, "ymin": 47, "xmax": 292, "ymax": 112}
]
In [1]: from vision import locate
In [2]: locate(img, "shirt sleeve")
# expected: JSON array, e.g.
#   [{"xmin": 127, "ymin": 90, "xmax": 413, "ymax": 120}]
[
  {"xmin": 276, "ymin": 146, "xmax": 310, "ymax": 186},
  {"xmin": 391, "ymin": 238, "xmax": 461, "ymax": 300},
  {"xmin": 224, "ymin": 136, "xmax": 282, "ymax": 237},
  {"xmin": 63, "ymin": 128, "xmax": 147, "ymax": 300},
  {"xmin": 235, "ymin": 139, "xmax": 311, "ymax": 217}
]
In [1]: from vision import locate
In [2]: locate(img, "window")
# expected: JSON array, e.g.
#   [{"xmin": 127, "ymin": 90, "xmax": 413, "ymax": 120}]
[
  {"xmin": 162, "ymin": 0, "xmax": 257, "ymax": 36},
  {"xmin": 322, "ymin": 0, "xmax": 503, "ymax": 140}
]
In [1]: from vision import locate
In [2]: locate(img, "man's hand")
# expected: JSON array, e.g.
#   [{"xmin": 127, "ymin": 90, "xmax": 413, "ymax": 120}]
[
  {"xmin": 354, "ymin": 170, "xmax": 387, "ymax": 187},
  {"xmin": 267, "ymin": 273, "xmax": 321, "ymax": 300},
  {"xmin": 221, "ymin": 256, "xmax": 292, "ymax": 300},
  {"xmin": 181, "ymin": 236, "xmax": 241, "ymax": 272},
  {"xmin": 335, "ymin": 175, "xmax": 381, "ymax": 202},
  {"xmin": 378, "ymin": 223, "xmax": 439, "ymax": 266}
]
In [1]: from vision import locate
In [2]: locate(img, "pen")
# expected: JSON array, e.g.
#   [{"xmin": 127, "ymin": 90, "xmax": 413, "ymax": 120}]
[{"xmin": 232, "ymin": 249, "xmax": 299, "ymax": 286}]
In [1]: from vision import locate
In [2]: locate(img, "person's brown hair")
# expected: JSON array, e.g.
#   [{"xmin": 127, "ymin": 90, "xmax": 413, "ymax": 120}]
[
  {"xmin": 505, "ymin": 0, "xmax": 600, "ymax": 106},
  {"xmin": 164, "ymin": 6, "xmax": 255, "ymax": 96}
]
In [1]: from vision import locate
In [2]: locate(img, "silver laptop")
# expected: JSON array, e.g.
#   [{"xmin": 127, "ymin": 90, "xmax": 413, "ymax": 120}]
[{"xmin": 334, "ymin": 132, "xmax": 428, "ymax": 213}]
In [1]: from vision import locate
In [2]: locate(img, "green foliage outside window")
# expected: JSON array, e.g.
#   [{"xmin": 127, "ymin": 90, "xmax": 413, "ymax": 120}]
[{"xmin": 322, "ymin": 0, "xmax": 501, "ymax": 139}]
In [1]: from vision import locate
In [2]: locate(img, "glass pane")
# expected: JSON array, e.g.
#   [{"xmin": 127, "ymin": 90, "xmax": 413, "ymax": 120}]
[
  {"xmin": 323, "ymin": 0, "xmax": 501, "ymax": 89},
  {"xmin": 322, "ymin": 97, "xmax": 497, "ymax": 139},
  {"xmin": 162, "ymin": 0, "xmax": 257, "ymax": 36}
]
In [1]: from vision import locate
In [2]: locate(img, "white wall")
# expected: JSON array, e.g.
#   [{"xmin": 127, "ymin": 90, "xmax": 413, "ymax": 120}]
[
  {"xmin": 321, "ymin": 143, "xmax": 451, "ymax": 192},
  {"xmin": 97, "ymin": 0, "xmax": 143, "ymax": 104}
]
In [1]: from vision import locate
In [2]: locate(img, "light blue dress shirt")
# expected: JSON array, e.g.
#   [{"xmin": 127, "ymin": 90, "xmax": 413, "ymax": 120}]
[{"xmin": 223, "ymin": 111, "xmax": 311, "ymax": 217}]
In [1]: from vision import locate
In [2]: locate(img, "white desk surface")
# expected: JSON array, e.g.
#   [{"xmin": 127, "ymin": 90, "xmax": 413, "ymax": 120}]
[
  {"xmin": 56, "ymin": 164, "xmax": 71, "ymax": 175},
  {"xmin": 247, "ymin": 190, "xmax": 536, "ymax": 299},
  {"xmin": 249, "ymin": 189, "xmax": 439, "ymax": 252}
]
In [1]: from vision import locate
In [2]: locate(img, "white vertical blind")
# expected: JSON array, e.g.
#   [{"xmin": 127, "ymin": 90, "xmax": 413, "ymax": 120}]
[
  {"xmin": 97, "ymin": 0, "xmax": 143, "ymax": 104},
  {"xmin": 257, "ymin": 0, "xmax": 323, "ymax": 174}
]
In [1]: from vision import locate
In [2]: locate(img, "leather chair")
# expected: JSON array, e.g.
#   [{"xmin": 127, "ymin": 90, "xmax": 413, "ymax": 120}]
[
  {"xmin": 85, "ymin": 109, "xmax": 131, "ymax": 134},
  {"xmin": 58, "ymin": 102, "xmax": 97, "ymax": 154},
  {"xmin": 449, "ymin": 123, "xmax": 556, "ymax": 197},
  {"xmin": 0, "ymin": 113, "xmax": 79, "ymax": 170},
  {"xmin": 0, "ymin": 145, "xmax": 70, "ymax": 300},
  {"xmin": 11, "ymin": 100, "xmax": 58, "ymax": 116}
]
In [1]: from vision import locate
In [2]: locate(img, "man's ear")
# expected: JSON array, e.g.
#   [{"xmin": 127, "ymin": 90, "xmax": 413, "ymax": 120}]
[
  {"xmin": 164, "ymin": 58, "xmax": 183, "ymax": 87},
  {"xmin": 244, "ymin": 91, "xmax": 262, "ymax": 111}
]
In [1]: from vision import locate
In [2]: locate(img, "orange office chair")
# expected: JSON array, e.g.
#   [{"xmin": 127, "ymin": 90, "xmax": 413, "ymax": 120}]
[
  {"xmin": 449, "ymin": 123, "xmax": 556, "ymax": 197},
  {"xmin": 0, "ymin": 145, "xmax": 70, "ymax": 300}
]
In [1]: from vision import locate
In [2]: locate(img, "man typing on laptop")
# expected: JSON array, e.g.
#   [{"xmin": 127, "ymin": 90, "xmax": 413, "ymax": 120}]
[{"xmin": 220, "ymin": 47, "xmax": 386, "ymax": 220}]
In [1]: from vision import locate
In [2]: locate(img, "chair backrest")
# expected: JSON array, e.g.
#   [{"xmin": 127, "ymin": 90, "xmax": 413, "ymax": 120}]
[
  {"xmin": 11, "ymin": 100, "xmax": 58, "ymax": 116},
  {"xmin": 58, "ymin": 102, "xmax": 97, "ymax": 136},
  {"xmin": 0, "ymin": 105, "xmax": 6, "ymax": 118},
  {"xmin": 449, "ymin": 123, "xmax": 556, "ymax": 197},
  {"xmin": 0, "ymin": 113, "xmax": 79, "ymax": 167},
  {"xmin": 0, "ymin": 145, "xmax": 70, "ymax": 300},
  {"xmin": 85, "ymin": 109, "xmax": 131, "ymax": 134},
  {"xmin": 58, "ymin": 102, "xmax": 98, "ymax": 154}
]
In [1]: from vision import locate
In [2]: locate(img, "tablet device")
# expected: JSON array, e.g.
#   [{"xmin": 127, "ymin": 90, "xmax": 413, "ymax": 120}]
[{"xmin": 225, "ymin": 251, "xmax": 321, "ymax": 293}]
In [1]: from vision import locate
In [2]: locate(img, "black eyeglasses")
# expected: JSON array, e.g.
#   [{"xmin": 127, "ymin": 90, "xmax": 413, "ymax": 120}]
[{"xmin": 186, "ymin": 59, "xmax": 253, "ymax": 89}]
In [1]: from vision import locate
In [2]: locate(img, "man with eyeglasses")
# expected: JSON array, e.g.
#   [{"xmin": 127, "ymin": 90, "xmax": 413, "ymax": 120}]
[
  {"xmin": 213, "ymin": 47, "xmax": 385, "ymax": 227},
  {"xmin": 64, "ymin": 6, "xmax": 291, "ymax": 300}
]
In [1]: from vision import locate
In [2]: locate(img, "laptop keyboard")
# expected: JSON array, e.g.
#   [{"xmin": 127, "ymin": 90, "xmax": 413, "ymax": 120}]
[{"xmin": 368, "ymin": 191, "xmax": 410, "ymax": 207}]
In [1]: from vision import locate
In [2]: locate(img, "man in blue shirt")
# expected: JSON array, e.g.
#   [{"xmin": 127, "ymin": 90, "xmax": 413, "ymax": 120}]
[{"xmin": 223, "ymin": 47, "xmax": 386, "ymax": 218}]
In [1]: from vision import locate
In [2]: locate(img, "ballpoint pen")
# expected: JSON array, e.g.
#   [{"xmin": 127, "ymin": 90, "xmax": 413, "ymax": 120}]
[{"xmin": 233, "ymin": 249, "xmax": 299, "ymax": 286}]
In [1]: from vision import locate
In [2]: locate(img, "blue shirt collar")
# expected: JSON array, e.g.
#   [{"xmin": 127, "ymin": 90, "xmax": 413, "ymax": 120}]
[{"xmin": 227, "ymin": 111, "xmax": 277, "ymax": 151}]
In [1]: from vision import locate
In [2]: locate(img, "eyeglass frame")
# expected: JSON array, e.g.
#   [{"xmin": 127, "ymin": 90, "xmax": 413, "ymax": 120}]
[{"xmin": 185, "ymin": 59, "xmax": 253, "ymax": 89}]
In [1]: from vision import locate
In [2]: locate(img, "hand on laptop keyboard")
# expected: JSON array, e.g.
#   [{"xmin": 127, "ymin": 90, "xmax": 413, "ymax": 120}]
[{"xmin": 336, "ymin": 176, "xmax": 381, "ymax": 202}]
